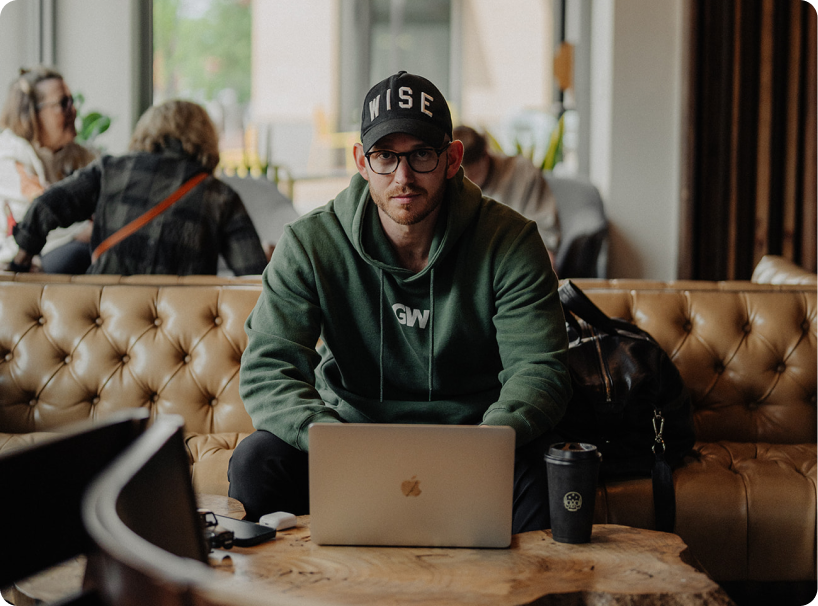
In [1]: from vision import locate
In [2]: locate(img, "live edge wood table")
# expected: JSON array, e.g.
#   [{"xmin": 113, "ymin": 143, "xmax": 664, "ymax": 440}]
[{"xmin": 205, "ymin": 515, "xmax": 736, "ymax": 606}]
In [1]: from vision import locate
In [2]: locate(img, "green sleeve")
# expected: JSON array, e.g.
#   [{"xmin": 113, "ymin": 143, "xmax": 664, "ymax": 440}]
[
  {"xmin": 239, "ymin": 227, "xmax": 342, "ymax": 451},
  {"xmin": 481, "ymin": 221, "xmax": 572, "ymax": 446}
]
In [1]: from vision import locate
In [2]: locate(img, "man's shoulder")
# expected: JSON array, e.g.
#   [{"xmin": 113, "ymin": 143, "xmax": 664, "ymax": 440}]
[
  {"xmin": 474, "ymin": 190, "xmax": 532, "ymax": 228},
  {"xmin": 282, "ymin": 202, "xmax": 345, "ymax": 243}
]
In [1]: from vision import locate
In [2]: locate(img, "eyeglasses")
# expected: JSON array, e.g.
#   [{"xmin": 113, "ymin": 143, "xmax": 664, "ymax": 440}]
[
  {"xmin": 37, "ymin": 95, "xmax": 74, "ymax": 113},
  {"xmin": 365, "ymin": 142, "xmax": 450, "ymax": 175}
]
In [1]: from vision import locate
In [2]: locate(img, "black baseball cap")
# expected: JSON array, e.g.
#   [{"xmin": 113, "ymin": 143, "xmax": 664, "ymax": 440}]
[{"xmin": 360, "ymin": 71, "xmax": 453, "ymax": 152}]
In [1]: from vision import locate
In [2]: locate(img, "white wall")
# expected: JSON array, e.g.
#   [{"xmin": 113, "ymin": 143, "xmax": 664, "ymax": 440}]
[
  {"xmin": 0, "ymin": 1, "xmax": 32, "ymax": 95},
  {"xmin": 589, "ymin": 0, "xmax": 685, "ymax": 279},
  {"xmin": 460, "ymin": 0, "xmax": 553, "ymax": 127},
  {"xmin": 252, "ymin": 0, "xmax": 337, "ymax": 122},
  {"xmin": 54, "ymin": 0, "xmax": 143, "ymax": 154}
]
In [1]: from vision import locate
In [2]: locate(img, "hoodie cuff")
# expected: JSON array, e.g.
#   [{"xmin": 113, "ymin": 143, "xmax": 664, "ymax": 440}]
[{"xmin": 296, "ymin": 412, "xmax": 343, "ymax": 451}]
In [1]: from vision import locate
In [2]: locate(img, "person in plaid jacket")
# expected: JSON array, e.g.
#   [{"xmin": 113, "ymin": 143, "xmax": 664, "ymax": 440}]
[{"xmin": 9, "ymin": 100, "xmax": 267, "ymax": 276}]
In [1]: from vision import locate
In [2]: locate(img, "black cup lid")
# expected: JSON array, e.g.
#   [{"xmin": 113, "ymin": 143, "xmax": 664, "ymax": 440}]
[{"xmin": 546, "ymin": 442, "xmax": 599, "ymax": 461}]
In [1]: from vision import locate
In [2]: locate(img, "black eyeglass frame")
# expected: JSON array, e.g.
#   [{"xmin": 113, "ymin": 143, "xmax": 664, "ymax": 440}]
[
  {"xmin": 364, "ymin": 142, "xmax": 451, "ymax": 175},
  {"xmin": 37, "ymin": 95, "xmax": 74, "ymax": 113}
]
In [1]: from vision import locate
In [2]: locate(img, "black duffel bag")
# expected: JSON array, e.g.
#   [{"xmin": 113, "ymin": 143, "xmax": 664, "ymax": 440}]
[{"xmin": 555, "ymin": 280, "xmax": 695, "ymax": 532}]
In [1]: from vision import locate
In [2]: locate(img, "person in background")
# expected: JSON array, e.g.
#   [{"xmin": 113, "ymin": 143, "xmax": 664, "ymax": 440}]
[
  {"xmin": 454, "ymin": 125, "xmax": 560, "ymax": 265},
  {"xmin": 9, "ymin": 99, "xmax": 268, "ymax": 276},
  {"xmin": 0, "ymin": 66, "xmax": 96, "ymax": 273},
  {"xmin": 229, "ymin": 71, "xmax": 571, "ymax": 532}
]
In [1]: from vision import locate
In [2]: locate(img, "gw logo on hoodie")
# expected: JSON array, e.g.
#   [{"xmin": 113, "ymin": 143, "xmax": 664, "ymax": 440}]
[{"xmin": 392, "ymin": 304, "xmax": 430, "ymax": 329}]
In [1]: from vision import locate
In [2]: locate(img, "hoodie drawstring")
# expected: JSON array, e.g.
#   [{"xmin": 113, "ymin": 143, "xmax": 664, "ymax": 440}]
[
  {"xmin": 379, "ymin": 268, "xmax": 435, "ymax": 403},
  {"xmin": 428, "ymin": 268, "xmax": 435, "ymax": 402},
  {"xmin": 379, "ymin": 268, "xmax": 384, "ymax": 403}
]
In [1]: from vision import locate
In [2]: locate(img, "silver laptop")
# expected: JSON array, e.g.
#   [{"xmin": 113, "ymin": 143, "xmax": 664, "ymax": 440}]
[{"xmin": 308, "ymin": 423, "xmax": 515, "ymax": 548}]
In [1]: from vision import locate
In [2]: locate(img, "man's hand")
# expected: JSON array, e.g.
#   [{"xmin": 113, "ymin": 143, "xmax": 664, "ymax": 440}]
[
  {"xmin": 264, "ymin": 243, "xmax": 275, "ymax": 262},
  {"xmin": 15, "ymin": 162, "xmax": 45, "ymax": 201},
  {"xmin": 548, "ymin": 249, "xmax": 557, "ymax": 278},
  {"xmin": 6, "ymin": 249, "xmax": 34, "ymax": 273}
]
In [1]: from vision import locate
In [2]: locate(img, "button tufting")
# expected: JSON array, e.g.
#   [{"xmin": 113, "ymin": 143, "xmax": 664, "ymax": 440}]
[
  {"xmin": 92, "ymin": 396, "xmax": 100, "ymax": 405},
  {"xmin": 714, "ymin": 362, "xmax": 725, "ymax": 374},
  {"xmin": 184, "ymin": 355, "xmax": 191, "ymax": 364},
  {"xmin": 121, "ymin": 354, "xmax": 130, "ymax": 364},
  {"xmin": 214, "ymin": 316, "xmax": 223, "ymax": 326},
  {"xmin": 803, "ymin": 320, "xmax": 811, "ymax": 332},
  {"xmin": 210, "ymin": 398, "xmax": 218, "ymax": 406},
  {"xmin": 95, "ymin": 317, "xmax": 103, "ymax": 326},
  {"xmin": 746, "ymin": 402, "xmax": 759, "ymax": 411},
  {"xmin": 64, "ymin": 355, "xmax": 71, "ymax": 364},
  {"xmin": 4, "ymin": 353, "xmax": 11, "ymax": 362},
  {"xmin": 683, "ymin": 321, "xmax": 692, "ymax": 332},
  {"xmin": 38, "ymin": 317, "xmax": 45, "ymax": 325},
  {"xmin": 743, "ymin": 323, "xmax": 751, "ymax": 333},
  {"xmin": 775, "ymin": 363, "xmax": 786, "ymax": 373},
  {"xmin": 29, "ymin": 399, "xmax": 37, "ymax": 406},
  {"xmin": 151, "ymin": 393, "xmax": 160, "ymax": 403},
  {"xmin": 154, "ymin": 318, "xmax": 162, "ymax": 327}
]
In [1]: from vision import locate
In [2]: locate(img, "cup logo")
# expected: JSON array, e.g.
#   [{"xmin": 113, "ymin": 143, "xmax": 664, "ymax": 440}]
[{"xmin": 563, "ymin": 491, "xmax": 582, "ymax": 511}]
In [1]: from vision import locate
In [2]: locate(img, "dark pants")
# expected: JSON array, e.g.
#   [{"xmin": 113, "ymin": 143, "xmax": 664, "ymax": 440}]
[
  {"xmin": 228, "ymin": 428, "xmax": 561, "ymax": 534},
  {"xmin": 40, "ymin": 239, "xmax": 91, "ymax": 274}
]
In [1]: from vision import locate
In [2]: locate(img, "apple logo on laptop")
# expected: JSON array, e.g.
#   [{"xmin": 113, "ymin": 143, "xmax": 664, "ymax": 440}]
[{"xmin": 401, "ymin": 475, "xmax": 422, "ymax": 497}]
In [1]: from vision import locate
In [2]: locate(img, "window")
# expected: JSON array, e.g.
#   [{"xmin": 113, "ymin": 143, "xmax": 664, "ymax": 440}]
[
  {"xmin": 151, "ymin": 0, "xmax": 563, "ymax": 206},
  {"xmin": 153, "ymin": 0, "xmax": 254, "ymax": 171}
]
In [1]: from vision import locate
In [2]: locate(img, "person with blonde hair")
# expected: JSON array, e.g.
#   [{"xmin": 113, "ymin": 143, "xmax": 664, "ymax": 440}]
[
  {"xmin": 0, "ymin": 66, "xmax": 96, "ymax": 272},
  {"xmin": 9, "ymin": 99, "xmax": 267, "ymax": 276}
]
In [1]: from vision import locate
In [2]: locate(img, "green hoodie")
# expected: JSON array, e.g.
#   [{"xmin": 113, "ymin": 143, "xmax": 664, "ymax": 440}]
[{"xmin": 240, "ymin": 169, "xmax": 571, "ymax": 451}]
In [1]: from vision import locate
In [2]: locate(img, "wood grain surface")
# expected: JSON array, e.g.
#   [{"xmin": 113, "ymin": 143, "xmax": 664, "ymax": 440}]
[{"xmin": 202, "ymin": 519, "xmax": 736, "ymax": 606}]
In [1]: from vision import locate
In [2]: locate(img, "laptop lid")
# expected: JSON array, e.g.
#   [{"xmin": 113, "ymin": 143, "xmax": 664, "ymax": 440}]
[{"xmin": 308, "ymin": 423, "xmax": 515, "ymax": 548}]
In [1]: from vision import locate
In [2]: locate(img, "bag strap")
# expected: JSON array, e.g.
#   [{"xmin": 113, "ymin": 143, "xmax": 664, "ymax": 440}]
[
  {"xmin": 91, "ymin": 172, "xmax": 209, "ymax": 263},
  {"xmin": 558, "ymin": 280, "xmax": 620, "ymax": 334},
  {"xmin": 560, "ymin": 279, "xmax": 678, "ymax": 532}
]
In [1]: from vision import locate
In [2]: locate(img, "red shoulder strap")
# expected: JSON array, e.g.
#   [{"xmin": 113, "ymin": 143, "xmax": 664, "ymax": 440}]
[{"xmin": 91, "ymin": 172, "xmax": 208, "ymax": 263}]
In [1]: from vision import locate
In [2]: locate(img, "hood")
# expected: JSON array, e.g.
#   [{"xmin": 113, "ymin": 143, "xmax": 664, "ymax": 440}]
[{"xmin": 331, "ymin": 167, "xmax": 483, "ymax": 282}]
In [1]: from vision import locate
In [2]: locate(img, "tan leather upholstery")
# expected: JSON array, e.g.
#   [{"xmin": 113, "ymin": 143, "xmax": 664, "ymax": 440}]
[
  {"xmin": 751, "ymin": 254, "xmax": 818, "ymax": 285},
  {"xmin": 0, "ymin": 281, "xmax": 261, "ymax": 513},
  {"xmin": 576, "ymin": 283, "xmax": 817, "ymax": 583},
  {"xmin": 0, "ymin": 277, "xmax": 814, "ymax": 584},
  {"xmin": 0, "ymin": 270, "xmax": 263, "ymax": 285}
]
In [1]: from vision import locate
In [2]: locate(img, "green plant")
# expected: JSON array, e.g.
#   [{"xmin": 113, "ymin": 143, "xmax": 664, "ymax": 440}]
[
  {"xmin": 498, "ymin": 112, "xmax": 565, "ymax": 173},
  {"xmin": 540, "ymin": 113, "xmax": 564, "ymax": 172},
  {"xmin": 73, "ymin": 93, "xmax": 111, "ymax": 146}
]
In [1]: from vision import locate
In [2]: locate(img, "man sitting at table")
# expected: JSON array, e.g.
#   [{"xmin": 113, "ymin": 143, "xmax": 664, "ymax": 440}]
[{"xmin": 229, "ymin": 71, "xmax": 571, "ymax": 534}]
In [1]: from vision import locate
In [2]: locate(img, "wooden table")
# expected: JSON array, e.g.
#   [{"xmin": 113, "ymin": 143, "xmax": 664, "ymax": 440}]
[{"xmin": 201, "ymin": 516, "xmax": 736, "ymax": 606}]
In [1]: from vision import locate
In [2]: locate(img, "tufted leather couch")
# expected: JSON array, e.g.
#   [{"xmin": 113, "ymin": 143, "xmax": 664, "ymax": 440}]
[
  {"xmin": 0, "ymin": 277, "xmax": 260, "ymax": 497},
  {"xmin": 0, "ymin": 272, "xmax": 814, "ymax": 587}
]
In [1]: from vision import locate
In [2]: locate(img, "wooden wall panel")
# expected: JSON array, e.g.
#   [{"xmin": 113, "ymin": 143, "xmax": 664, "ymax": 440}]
[
  {"xmin": 802, "ymin": 4, "xmax": 817, "ymax": 272},
  {"xmin": 683, "ymin": 0, "xmax": 817, "ymax": 279}
]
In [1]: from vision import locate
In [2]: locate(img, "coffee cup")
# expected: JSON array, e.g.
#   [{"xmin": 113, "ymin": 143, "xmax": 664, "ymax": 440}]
[{"xmin": 545, "ymin": 442, "xmax": 601, "ymax": 544}]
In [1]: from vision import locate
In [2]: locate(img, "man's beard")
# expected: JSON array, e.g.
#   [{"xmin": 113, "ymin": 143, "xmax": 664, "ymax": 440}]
[{"xmin": 371, "ymin": 180, "xmax": 446, "ymax": 226}]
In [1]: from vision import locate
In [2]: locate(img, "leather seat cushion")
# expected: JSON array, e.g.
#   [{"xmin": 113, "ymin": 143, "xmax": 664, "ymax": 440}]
[
  {"xmin": 596, "ymin": 441, "xmax": 817, "ymax": 582},
  {"xmin": 186, "ymin": 432, "xmax": 251, "ymax": 496}
]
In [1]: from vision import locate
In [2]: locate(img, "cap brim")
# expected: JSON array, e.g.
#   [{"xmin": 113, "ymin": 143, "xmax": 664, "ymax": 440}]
[{"xmin": 362, "ymin": 118, "xmax": 447, "ymax": 152}]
